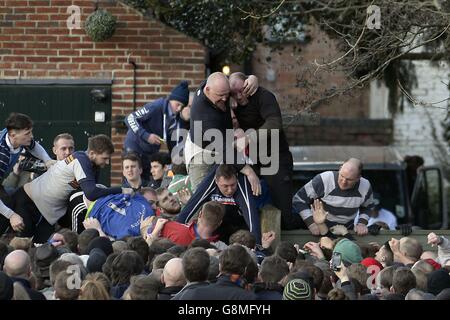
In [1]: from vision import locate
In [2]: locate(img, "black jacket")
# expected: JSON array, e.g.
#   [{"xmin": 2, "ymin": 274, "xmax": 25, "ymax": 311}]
[
  {"xmin": 174, "ymin": 275, "xmax": 256, "ymax": 300},
  {"xmin": 11, "ymin": 277, "xmax": 46, "ymax": 300}
]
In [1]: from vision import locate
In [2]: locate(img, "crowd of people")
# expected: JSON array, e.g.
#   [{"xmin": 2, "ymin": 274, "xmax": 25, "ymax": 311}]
[{"xmin": 0, "ymin": 72, "xmax": 449, "ymax": 300}]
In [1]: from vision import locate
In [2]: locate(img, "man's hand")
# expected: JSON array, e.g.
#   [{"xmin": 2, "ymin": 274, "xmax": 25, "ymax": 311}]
[
  {"xmin": 45, "ymin": 160, "xmax": 57, "ymax": 169},
  {"xmin": 319, "ymin": 237, "xmax": 335, "ymax": 250},
  {"xmin": 148, "ymin": 134, "xmax": 162, "ymax": 145},
  {"xmin": 396, "ymin": 224, "xmax": 412, "ymax": 236},
  {"xmin": 152, "ymin": 218, "xmax": 168, "ymax": 237},
  {"xmin": 333, "ymin": 261, "xmax": 349, "ymax": 282},
  {"xmin": 49, "ymin": 233, "xmax": 65, "ymax": 247},
  {"xmin": 311, "ymin": 199, "xmax": 328, "ymax": 224},
  {"xmin": 177, "ymin": 188, "xmax": 192, "ymax": 205},
  {"xmin": 428, "ymin": 232, "xmax": 443, "ymax": 247},
  {"xmin": 140, "ymin": 215, "xmax": 156, "ymax": 237},
  {"xmin": 307, "ymin": 222, "xmax": 320, "ymax": 236},
  {"xmin": 83, "ymin": 217, "xmax": 102, "ymax": 232},
  {"xmin": 330, "ymin": 224, "xmax": 349, "ymax": 236},
  {"xmin": 10, "ymin": 213, "xmax": 25, "ymax": 232},
  {"xmin": 240, "ymin": 165, "xmax": 261, "ymax": 196},
  {"xmin": 262, "ymin": 231, "xmax": 276, "ymax": 249},
  {"xmin": 303, "ymin": 241, "xmax": 325, "ymax": 259},
  {"xmin": 354, "ymin": 223, "xmax": 368, "ymax": 236},
  {"xmin": 243, "ymin": 75, "xmax": 258, "ymax": 97}
]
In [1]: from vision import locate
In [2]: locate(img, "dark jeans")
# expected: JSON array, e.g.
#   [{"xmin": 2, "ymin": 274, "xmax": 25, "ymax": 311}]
[
  {"xmin": 258, "ymin": 152, "xmax": 305, "ymax": 230},
  {"xmin": 12, "ymin": 187, "xmax": 54, "ymax": 243}
]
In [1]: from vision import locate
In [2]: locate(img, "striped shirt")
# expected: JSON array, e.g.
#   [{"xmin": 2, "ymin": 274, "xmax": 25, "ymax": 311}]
[{"xmin": 292, "ymin": 171, "xmax": 374, "ymax": 227}]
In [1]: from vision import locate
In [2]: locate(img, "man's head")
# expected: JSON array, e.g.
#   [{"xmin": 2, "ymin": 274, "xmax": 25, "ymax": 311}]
[
  {"xmin": 150, "ymin": 152, "xmax": 171, "ymax": 181},
  {"xmin": 219, "ymin": 244, "xmax": 252, "ymax": 276},
  {"xmin": 140, "ymin": 187, "xmax": 157, "ymax": 210},
  {"xmin": 204, "ymin": 72, "xmax": 230, "ymax": 111},
  {"xmin": 53, "ymin": 133, "xmax": 75, "ymax": 160},
  {"xmin": 3, "ymin": 250, "xmax": 31, "ymax": 279},
  {"xmin": 375, "ymin": 242, "xmax": 394, "ymax": 267},
  {"xmin": 259, "ymin": 255, "xmax": 289, "ymax": 284},
  {"xmin": 168, "ymin": 80, "xmax": 189, "ymax": 113},
  {"xmin": 182, "ymin": 247, "xmax": 210, "ymax": 283},
  {"xmin": 374, "ymin": 266, "xmax": 394, "ymax": 298},
  {"xmin": 156, "ymin": 188, "xmax": 181, "ymax": 214},
  {"xmin": 338, "ymin": 158, "xmax": 362, "ymax": 190},
  {"xmin": 161, "ymin": 257, "xmax": 186, "ymax": 287},
  {"xmin": 215, "ymin": 164, "xmax": 238, "ymax": 197},
  {"xmin": 399, "ymin": 237, "xmax": 423, "ymax": 263},
  {"xmin": 5, "ymin": 113, "xmax": 34, "ymax": 148},
  {"xmin": 87, "ymin": 134, "xmax": 115, "ymax": 168},
  {"xmin": 391, "ymin": 267, "xmax": 416, "ymax": 296},
  {"xmin": 197, "ymin": 201, "xmax": 225, "ymax": 237},
  {"xmin": 229, "ymin": 230, "xmax": 256, "ymax": 249},
  {"xmin": 229, "ymin": 72, "xmax": 249, "ymax": 107},
  {"xmin": 122, "ymin": 153, "xmax": 143, "ymax": 184}
]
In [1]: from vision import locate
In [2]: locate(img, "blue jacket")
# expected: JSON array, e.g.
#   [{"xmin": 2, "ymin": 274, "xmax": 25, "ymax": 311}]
[
  {"xmin": 88, "ymin": 193, "xmax": 154, "ymax": 240},
  {"xmin": 176, "ymin": 165, "xmax": 262, "ymax": 244},
  {"xmin": 124, "ymin": 98, "xmax": 188, "ymax": 154}
]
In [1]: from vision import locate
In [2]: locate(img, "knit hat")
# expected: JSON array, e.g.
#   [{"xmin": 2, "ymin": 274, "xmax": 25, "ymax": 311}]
[
  {"xmin": 283, "ymin": 279, "xmax": 313, "ymax": 300},
  {"xmin": 427, "ymin": 269, "xmax": 450, "ymax": 295},
  {"xmin": 0, "ymin": 271, "xmax": 13, "ymax": 300},
  {"xmin": 168, "ymin": 81, "xmax": 189, "ymax": 106},
  {"xmin": 361, "ymin": 257, "xmax": 383, "ymax": 270},
  {"xmin": 87, "ymin": 248, "xmax": 107, "ymax": 273},
  {"xmin": 86, "ymin": 236, "xmax": 113, "ymax": 257},
  {"xmin": 333, "ymin": 239, "xmax": 363, "ymax": 265}
]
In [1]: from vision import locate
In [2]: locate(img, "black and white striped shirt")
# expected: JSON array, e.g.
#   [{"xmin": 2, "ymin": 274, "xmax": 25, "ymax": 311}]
[{"xmin": 292, "ymin": 171, "xmax": 374, "ymax": 227}]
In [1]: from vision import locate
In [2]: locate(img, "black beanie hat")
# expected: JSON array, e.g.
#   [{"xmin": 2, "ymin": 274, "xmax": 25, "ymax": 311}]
[{"xmin": 168, "ymin": 81, "xmax": 189, "ymax": 106}]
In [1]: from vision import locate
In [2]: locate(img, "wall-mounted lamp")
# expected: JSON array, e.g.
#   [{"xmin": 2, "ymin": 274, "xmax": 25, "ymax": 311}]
[{"xmin": 222, "ymin": 65, "xmax": 231, "ymax": 76}]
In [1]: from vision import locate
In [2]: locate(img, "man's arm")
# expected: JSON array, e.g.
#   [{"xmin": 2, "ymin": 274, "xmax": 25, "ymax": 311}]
[
  {"xmin": 124, "ymin": 102, "xmax": 160, "ymax": 143},
  {"xmin": 292, "ymin": 173, "xmax": 326, "ymax": 229},
  {"xmin": 27, "ymin": 140, "xmax": 52, "ymax": 163}
]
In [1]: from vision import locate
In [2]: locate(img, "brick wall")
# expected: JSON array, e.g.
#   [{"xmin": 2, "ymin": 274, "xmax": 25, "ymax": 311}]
[
  {"xmin": 0, "ymin": 0, "xmax": 206, "ymax": 184},
  {"xmin": 284, "ymin": 118, "xmax": 393, "ymax": 146},
  {"xmin": 251, "ymin": 25, "xmax": 370, "ymax": 118}
]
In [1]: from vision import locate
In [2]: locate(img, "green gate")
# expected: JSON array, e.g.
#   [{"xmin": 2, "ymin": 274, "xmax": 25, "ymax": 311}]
[{"xmin": 0, "ymin": 80, "xmax": 112, "ymax": 185}]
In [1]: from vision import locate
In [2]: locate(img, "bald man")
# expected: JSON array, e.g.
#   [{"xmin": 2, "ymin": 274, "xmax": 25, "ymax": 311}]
[
  {"xmin": 292, "ymin": 158, "xmax": 374, "ymax": 236},
  {"xmin": 185, "ymin": 72, "xmax": 261, "ymax": 195},
  {"xmin": 3, "ymin": 250, "xmax": 46, "ymax": 300},
  {"xmin": 158, "ymin": 257, "xmax": 186, "ymax": 300}
]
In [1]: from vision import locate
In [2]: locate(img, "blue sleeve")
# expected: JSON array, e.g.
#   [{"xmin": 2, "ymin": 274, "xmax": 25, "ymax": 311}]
[
  {"xmin": 176, "ymin": 165, "xmax": 218, "ymax": 223},
  {"xmin": 124, "ymin": 100, "xmax": 163, "ymax": 142},
  {"xmin": 236, "ymin": 174, "xmax": 262, "ymax": 244},
  {"xmin": 75, "ymin": 152, "xmax": 122, "ymax": 200}
]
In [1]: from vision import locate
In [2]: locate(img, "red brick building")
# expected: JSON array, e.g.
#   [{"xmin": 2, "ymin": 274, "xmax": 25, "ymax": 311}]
[{"xmin": 0, "ymin": 0, "xmax": 206, "ymax": 184}]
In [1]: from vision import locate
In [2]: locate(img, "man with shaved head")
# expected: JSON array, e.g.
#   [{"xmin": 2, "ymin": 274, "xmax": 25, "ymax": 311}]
[
  {"xmin": 185, "ymin": 72, "xmax": 261, "ymax": 195},
  {"xmin": 293, "ymin": 158, "xmax": 374, "ymax": 236},
  {"xmin": 3, "ymin": 250, "xmax": 46, "ymax": 300},
  {"xmin": 158, "ymin": 257, "xmax": 186, "ymax": 300}
]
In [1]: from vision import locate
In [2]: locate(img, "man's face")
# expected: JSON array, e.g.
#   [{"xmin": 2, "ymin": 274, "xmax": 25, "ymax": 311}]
[
  {"xmin": 375, "ymin": 245, "xmax": 388, "ymax": 263},
  {"xmin": 150, "ymin": 161, "xmax": 165, "ymax": 180},
  {"xmin": 206, "ymin": 83, "xmax": 230, "ymax": 110},
  {"xmin": 215, "ymin": 176, "xmax": 238, "ymax": 197},
  {"xmin": 90, "ymin": 151, "xmax": 110, "ymax": 168},
  {"xmin": 170, "ymin": 100, "xmax": 184, "ymax": 114},
  {"xmin": 123, "ymin": 159, "xmax": 142, "ymax": 182},
  {"xmin": 157, "ymin": 190, "xmax": 181, "ymax": 214},
  {"xmin": 142, "ymin": 191, "xmax": 157, "ymax": 210},
  {"xmin": 337, "ymin": 164, "xmax": 360, "ymax": 190},
  {"xmin": 53, "ymin": 138, "xmax": 74, "ymax": 160},
  {"xmin": 9, "ymin": 128, "xmax": 33, "ymax": 148},
  {"xmin": 229, "ymin": 78, "xmax": 249, "ymax": 107}
]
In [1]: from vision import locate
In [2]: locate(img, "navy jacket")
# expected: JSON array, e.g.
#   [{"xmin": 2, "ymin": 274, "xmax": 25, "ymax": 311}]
[
  {"xmin": 176, "ymin": 165, "xmax": 261, "ymax": 244},
  {"xmin": 124, "ymin": 98, "xmax": 188, "ymax": 155},
  {"xmin": 173, "ymin": 275, "xmax": 256, "ymax": 300}
]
